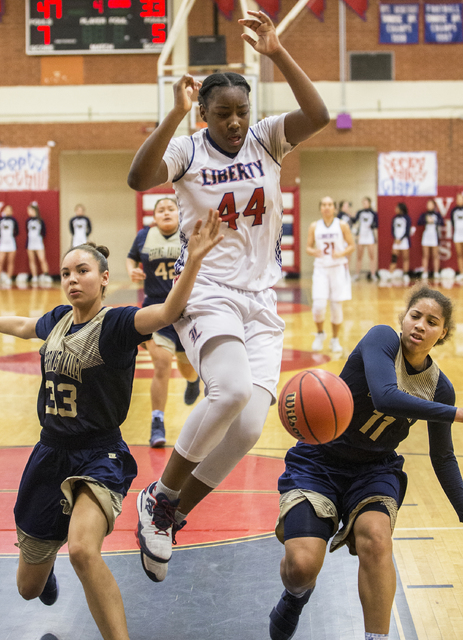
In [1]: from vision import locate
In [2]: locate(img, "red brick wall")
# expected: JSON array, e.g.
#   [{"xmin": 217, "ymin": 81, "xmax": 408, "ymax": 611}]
[
  {"xmin": 4, "ymin": 1, "xmax": 463, "ymax": 87},
  {"xmin": 2, "ymin": 2, "xmax": 463, "ymax": 190}
]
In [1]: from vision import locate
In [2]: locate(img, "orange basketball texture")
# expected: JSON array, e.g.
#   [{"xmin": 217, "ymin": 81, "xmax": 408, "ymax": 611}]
[{"xmin": 278, "ymin": 369, "xmax": 354, "ymax": 444}]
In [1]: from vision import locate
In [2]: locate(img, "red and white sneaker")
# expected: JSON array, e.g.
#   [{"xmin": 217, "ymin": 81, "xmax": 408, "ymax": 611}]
[{"xmin": 136, "ymin": 482, "xmax": 186, "ymax": 582}]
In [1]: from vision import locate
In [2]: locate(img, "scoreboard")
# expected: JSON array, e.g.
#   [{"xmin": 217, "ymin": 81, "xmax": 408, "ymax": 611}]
[{"xmin": 26, "ymin": 0, "xmax": 171, "ymax": 55}]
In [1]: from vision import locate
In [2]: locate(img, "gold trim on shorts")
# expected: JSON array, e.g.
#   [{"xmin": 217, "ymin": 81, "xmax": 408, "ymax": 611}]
[
  {"xmin": 15, "ymin": 475, "xmax": 124, "ymax": 564},
  {"xmin": 275, "ymin": 489, "xmax": 339, "ymax": 544},
  {"xmin": 275, "ymin": 489, "xmax": 398, "ymax": 554},
  {"xmin": 60, "ymin": 475, "xmax": 123, "ymax": 535},
  {"xmin": 330, "ymin": 494, "xmax": 398, "ymax": 553},
  {"xmin": 15, "ymin": 526, "xmax": 65, "ymax": 565},
  {"xmin": 152, "ymin": 331, "xmax": 190, "ymax": 363}
]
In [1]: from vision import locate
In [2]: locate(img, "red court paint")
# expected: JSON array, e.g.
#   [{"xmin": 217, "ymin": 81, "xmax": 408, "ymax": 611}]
[{"xmin": 0, "ymin": 447, "xmax": 285, "ymax": 554}]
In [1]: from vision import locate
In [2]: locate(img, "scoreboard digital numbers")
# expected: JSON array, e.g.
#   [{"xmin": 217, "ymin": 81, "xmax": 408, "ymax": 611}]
[{"xmin": 26, "ymin": 0, "xmax": 171, "ymax": 55}]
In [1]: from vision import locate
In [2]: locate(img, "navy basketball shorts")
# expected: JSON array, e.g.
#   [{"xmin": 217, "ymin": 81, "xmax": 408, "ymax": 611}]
[
  {"xmin": 279, "ymin": 447, "xmax": 407, "ymax": 547},
  {"xmin": 14, "ymin": 439, "xmax": 137, "ymax": 563}
]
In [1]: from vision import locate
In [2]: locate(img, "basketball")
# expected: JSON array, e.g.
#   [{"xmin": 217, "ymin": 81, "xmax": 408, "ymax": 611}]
[{"xmin": 278, "ymin": 369, "xmax": 354, "ymax": 444}]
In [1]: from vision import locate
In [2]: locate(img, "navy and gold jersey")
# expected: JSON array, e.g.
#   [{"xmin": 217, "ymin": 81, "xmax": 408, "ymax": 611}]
[
  {"xmin": 280, "ymin": 325, "xmax": 463, "ymax": 517},
  {"xmin": 128, "ymin": 226, "xmax": 181, "ymax": 304},
  {"xmin": 35, "ymin": 305, "xmax": 150, "ymax": 448}
]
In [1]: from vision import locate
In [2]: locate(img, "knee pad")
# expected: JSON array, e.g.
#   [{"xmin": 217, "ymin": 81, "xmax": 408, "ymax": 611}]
[
  {"xmin": 330, "ymin": 301, "xmax": 343, "ymax": 325},
  {"xmin": 312, "ymin": 299, "xmax": 327, "ymax": 323},
  {"xmin": 390, "ymin": 254, "xmax": 398, "ymax": 264}
]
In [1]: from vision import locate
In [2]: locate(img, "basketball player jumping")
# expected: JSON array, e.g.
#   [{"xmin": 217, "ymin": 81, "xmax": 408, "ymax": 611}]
[{"xmin": 128, "ymin": 10, "xmax": 329, "ymax": 583}]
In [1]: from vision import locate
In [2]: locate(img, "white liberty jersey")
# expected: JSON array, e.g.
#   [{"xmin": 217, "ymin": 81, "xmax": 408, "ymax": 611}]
[
  {"xmin": 163, "ymin": 114, "xmax": 293, "ymax": 292},
  {"xmin": 313, "ymin": 218, "xmax": 348, "ymax": 268}
]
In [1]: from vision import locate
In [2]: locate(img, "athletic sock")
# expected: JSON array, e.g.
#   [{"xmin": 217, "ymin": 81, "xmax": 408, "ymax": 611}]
[
  {"xmin": 365, "ymin": 634, "xmax": 388, "ymax": 639},
  {"xmin": 152, "ymin": 410, "xmax": 164, "ymax": 420},
  {"xmin": 175, "ymin": 510, "xmax": 187, "ymax": 525},
  {"xmin": 287, "ymin": 589, "xmax": 310, "ymax": 598},
  {"xmin": 155, "ymin": 479, "xmax": 180, "ymax": 502}
]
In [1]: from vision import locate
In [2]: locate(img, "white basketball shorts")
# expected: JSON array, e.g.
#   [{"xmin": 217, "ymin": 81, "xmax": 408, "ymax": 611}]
[
  {"xmin": 174, "ymin": 275, "xmax": 285, "ymax": 403},
  {"xmin": 312, "ymin": 264, "xmax": 352, "ymax": 302}
]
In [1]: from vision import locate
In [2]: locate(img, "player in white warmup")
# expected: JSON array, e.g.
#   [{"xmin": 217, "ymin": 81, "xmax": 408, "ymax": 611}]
[
  {"xmin": 128, "ymin": 10, "xmax": 329, "ymax": 582},
  {"xmin": 307, "ymin": 196, "xmax": 355, "ymax": 354}
]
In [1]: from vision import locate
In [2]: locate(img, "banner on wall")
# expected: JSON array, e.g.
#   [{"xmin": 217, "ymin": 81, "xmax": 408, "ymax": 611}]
[
  {"xmin": 378, "ymin": 152, "xmax": 437, "ymax": 196},
  {"xmin": 0, "ymin": 147, "xmax": 50, "ymax": 191},
  {"xmin": 379, "ymin": 3, "xmax": 419, "ymax": 44},
  {"xmin": 425, "ymin": 3, "xmax": 463, "ymax": 43}
]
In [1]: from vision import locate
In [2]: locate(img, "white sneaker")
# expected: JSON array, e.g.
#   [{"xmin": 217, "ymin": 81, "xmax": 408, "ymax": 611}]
[
  {"xmin": 40, "ymin": 274, "xmax": 53, "ymax": 287},
  {"xmin": 140, "ymin": 552, "xmax": 168, "ymax": 583},
  {"xmin": 311, "ymin": 332, "xmax": 326, "ymax": 352},
  {"xmin": 422, "ymin": 271, "xmax": 428, "ymax": 280},
  {"xmin": 330, "ymin": 337, "xmax": 343, "ymax": 354},
  {"xmin": 403, "ymin": 274, "xmax": 410, "ymax": 285},
  {"xmin": 433, "ymin": 272, "xmax": 440, "ymax": 280},
  {"xmin": 136, "ymin": 482, "xmax": 186, "ymax": 582},
  {"xmin": 31, "ymin": 276, "xmax": 39, "ymax": 285},
  {"xmin": 456, "ymin": 273, "xmax": 463, "ymax": 283},
  {"xmin": 351, "ymin": 274, "xmax": 360, "ymax": 282}
]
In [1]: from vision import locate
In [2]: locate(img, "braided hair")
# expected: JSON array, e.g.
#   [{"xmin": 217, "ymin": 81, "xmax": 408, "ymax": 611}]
[{"xmin": 198, "ymin": 72, "xmax": 251, "ymax": 109}]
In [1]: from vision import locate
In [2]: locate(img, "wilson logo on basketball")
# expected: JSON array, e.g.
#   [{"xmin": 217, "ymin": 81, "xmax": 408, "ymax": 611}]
[{"xmin": 284, "ymin": 392, "xmax": 306, "ymax": 440}]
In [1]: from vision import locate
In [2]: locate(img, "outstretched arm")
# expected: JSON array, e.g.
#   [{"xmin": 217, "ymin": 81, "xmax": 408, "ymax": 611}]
[
  {"xmin": 239, "ymin": 11, "xmax": 329, "ymax": 145},
  {"xmin": 127, "ymin": 75, "xmax": 202, "ymax": 191},
  {"xmin": 134, "ymin": 210, "xmax": 223, "ymax": 335},
  {"xmin": 0, "ymin": 316, "xmax": 38, "ymax": 340}
]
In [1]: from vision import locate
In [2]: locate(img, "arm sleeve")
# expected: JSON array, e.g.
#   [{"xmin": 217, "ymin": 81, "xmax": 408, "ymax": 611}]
[
  {"xmin": 405, "ymin": 216, "xmax": 411, "ymax": 239},
  {"xmin": 69, "ymin": 218, "xmax": 75, "ymax": 234},
  {"xmin": 428, "ymin": 413, "xmax": 463, "ymax": 521},
  {"xmin": 41, "ymin": 220, "xmax": 46, "ymax": 238},
  {"xmin": 127, "ymin": 230, "xmax": 144, "ymax": 261},
  {"xmin": 417, "ymin": 213, "xmax": 426, "ymax": 226},
  {"xmin": 13, "ymin": 219, "xmax": 19, "ymax": 237},
  {"xmin": 359, "ymin": 326, "xmax": 457, "ymax": 423},
  {"xmin": 87, "ymin": 218, "xmax": 92, "ymax": 235},
  {"xmin": 372, "ymin": 212, "xmax": 378, "ymax": 230}
]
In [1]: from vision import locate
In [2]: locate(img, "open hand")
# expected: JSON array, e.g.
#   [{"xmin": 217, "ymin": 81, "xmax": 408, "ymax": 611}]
[
  {"xmin": 173, "ymin": 74, "xmax": 202, "ymax": 113},
  {"xmin": 238, "ymin": 10, "xmax": 281, "ymax": 57},
  {"xmin": 188, "ymin": 209, "xmax": 224, "ymax": 262}
]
